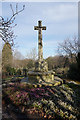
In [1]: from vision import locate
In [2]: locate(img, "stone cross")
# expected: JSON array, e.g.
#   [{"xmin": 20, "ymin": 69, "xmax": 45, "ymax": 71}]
[{"xmin": 34, "ymin": 20, "xmax": 46, "ymax": 61}]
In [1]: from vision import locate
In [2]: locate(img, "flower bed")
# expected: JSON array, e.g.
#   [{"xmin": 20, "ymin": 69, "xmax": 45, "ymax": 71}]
[{"xmin": 2, "ymin": 82, "xmax": 80, "ymax": 120}]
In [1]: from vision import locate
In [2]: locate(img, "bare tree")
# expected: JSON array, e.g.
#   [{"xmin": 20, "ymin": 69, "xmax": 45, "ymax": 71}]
[
  {"xmin": 58, "ymin": 36, "xmax": 79, "ymax": 62},
  {"xmin": 0, "ymin": 4, "xmax": 25, "ymax": 46},
  {"xmin": 13, "ymin": 49, "xmax": 24, "ymax": 60},
  {"xmin": 26, "ymin": 48, "xmax": 37, "ymax": 60}
]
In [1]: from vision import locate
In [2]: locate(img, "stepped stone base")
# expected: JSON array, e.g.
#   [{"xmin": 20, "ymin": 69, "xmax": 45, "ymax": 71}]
[{"xmin": 28, "ymin": 71, "xmax": 55, "ymax": 84}]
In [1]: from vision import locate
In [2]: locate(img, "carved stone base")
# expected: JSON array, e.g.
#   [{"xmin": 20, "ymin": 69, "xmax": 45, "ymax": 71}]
[
  {"xmin": 35, "ymin": 60, "xmax": 48, "ymax": 72},
  {"xmin": 28, "ymin": 71, "xmax": 55, "ymax": 84}
]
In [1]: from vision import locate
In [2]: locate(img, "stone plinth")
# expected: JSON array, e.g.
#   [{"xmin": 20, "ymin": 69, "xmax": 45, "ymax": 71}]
[{"xmin": 28, "ymin": 71, "xmax": 55, "ymax": 84}]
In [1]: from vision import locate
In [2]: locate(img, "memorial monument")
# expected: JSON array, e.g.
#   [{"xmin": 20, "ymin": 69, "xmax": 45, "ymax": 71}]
[{"xmin": 28, "ymin": 21, "xmax": 55, "ymax": 84}]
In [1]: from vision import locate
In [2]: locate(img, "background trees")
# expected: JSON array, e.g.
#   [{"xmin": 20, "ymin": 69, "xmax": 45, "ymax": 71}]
[
  {"xmin": 58, "ymin": 36, "xmax": 79, "ymax": 63},
  {"xmin": 58, "ymin": 36, "xmax": 80, "ymax": 80},
  {"xmin": 26, "ymin": 47, "xmax": 37, "ymax": 61},
  {"xmin": 2, "ymin": 42, "xmax": 13, "ymax": 77},
  {"xmin": 1, "ymin": 4, "xmax": 25, "ymax": 78}
]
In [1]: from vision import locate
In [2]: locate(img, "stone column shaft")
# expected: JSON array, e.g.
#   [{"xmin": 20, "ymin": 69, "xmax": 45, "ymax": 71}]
[{"xmin": 38, "ymin": 28, "xmax": 43, "ymax": 61}]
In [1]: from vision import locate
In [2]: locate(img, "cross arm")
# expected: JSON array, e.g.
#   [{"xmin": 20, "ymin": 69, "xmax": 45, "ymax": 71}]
[
  {"xmin": 42, "ymin": 26, "xmax": 46, "ymax": 30},
  {"xmin": 34, "ymin": 26, "xmax": 39, "ymax": 30},
  {"xmin": 34, "ymin": 26, "xmax": 46, "ymax": 30}
]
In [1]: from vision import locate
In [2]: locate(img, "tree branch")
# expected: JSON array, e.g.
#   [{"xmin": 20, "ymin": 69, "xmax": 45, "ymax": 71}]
[{"xmin": 0, "ymin": 4, "xmax": 25, "ymax": 46}]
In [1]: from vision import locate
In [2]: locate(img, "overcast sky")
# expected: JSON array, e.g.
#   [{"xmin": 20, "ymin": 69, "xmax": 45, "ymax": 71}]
[{"xmin": 2, "ymin": 2, "xmax": 78, "ymax": 58}]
